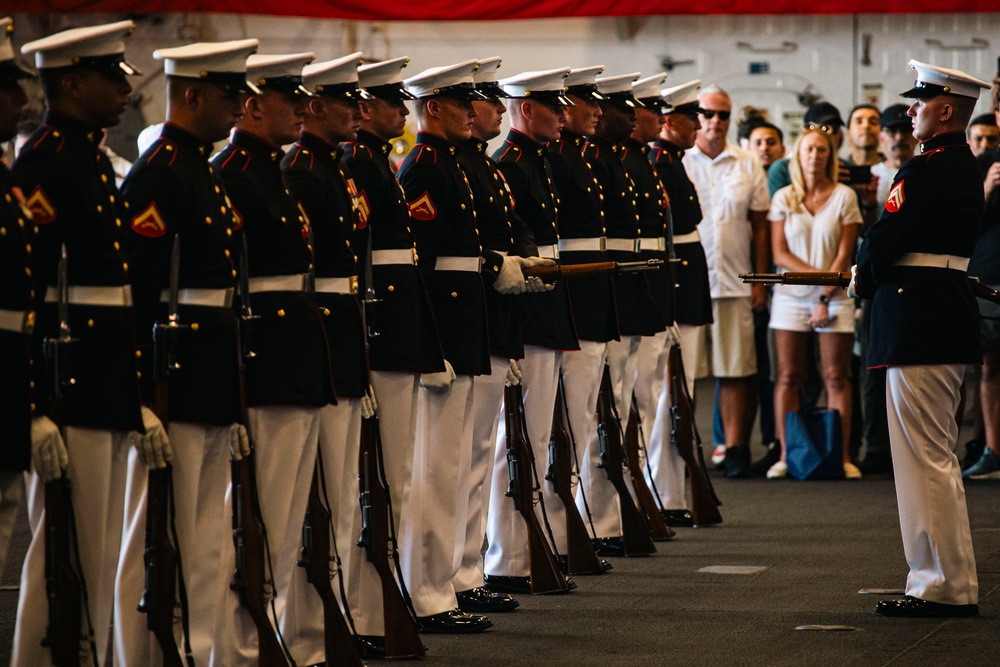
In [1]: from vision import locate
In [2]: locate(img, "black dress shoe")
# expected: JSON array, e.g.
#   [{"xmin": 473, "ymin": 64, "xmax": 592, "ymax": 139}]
[
  {"xmin": 858, "ymin": 454, "xmax": 893, "ymax": 475},
  {"xmin": 418, "ymin": 609, "xmax": 493, "ymax": 633},
  {"xmin": 593, "ymin": 537, "xmax": 625, "ymax": 557},
  {"xmin": 750, "ymin": 441, "xmax": 781, "ymax": 475},
  {"xmin": 483, "ymin": 574, "xmax": 532, "ymax": 594},
  {"xmin": 724, "ymin": 445, "xmax": 752, "ymax": 479},
  {"xmin": 356, "ymin": 635, "xmax": 386, "ymax": 660},
  {"xmin": 874, "ymin": 595, "xmax": 978, "ymax": 618},
  {"xmin": 660, "ymin": 509, "xmax": 694, "ymax": 527},
  {"xmin": 457, "ymin": 586, "xmax": 519, "ymax": 612}
]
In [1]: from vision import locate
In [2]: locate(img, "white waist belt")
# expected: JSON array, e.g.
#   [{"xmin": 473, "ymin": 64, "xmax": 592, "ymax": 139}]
[
  {"xmin": 160, "ymin": 288, "xmax": 234, "ymax": 308},
  {"xmin": 372, "ymin": 248, "xmax": 416, "ymax": 266},
  {"xmin": 45, "ymin": 285, "xmax": 133, "ymax": 307},
  {"xmin": 315, "ymin": 276, "xmax": 359, "ymax": 295},
  {"xmin": 606, "ymin": 238, "xmax": 639, "ymax": 253},
  {"xmin": 435, "ymin": 256, "xmax": 481, "ymax": 273},
  {"xmin": 638, "ymin": 237, "xmax": 667, "ymax": 252},
  {"xmin": 0, "ymin": 308, "xmax": 33, "ymax": 334},
  {"xmin": 559, "ymin": 237, "xmax": 606, "ymax": 253},
  {"xmin": 247, "ymin": 274, "xmax": 306, "ymax": 293},
  {"xmin": 894, "ymin": 253, "xmax": 969, "ymax": 272},
  {"xmin": 673, "ymin": 230, "xmax": 701, "ymax": 244},
  {"xmin": 536, "ymin": 244, "xmax": 560, "ymax": 260}
]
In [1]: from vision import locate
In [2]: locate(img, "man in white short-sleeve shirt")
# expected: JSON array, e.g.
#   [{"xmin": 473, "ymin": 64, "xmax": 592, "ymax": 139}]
[{"xmin": 683, "ymin": 84, "xmax": 771, "ymax": 478}]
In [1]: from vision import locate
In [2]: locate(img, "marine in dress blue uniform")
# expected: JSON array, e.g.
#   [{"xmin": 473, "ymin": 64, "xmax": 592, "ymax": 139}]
[
  {"xmin": 115, "ymin": 39, "xmax": 260, "ymax": 666},
  {"xmin": 212, "ymin": 51, "xmax": 337, "ymax": 665},
  {"xmin": 485, "ymin": 68, "xmax": 587, "ymax": 587},
  {"xmin": 452, "ymin": 57, "xmax": 537, "ymax": 614},
  {"xmin": 280, "ymin": 52, "xmax": 387, "ymax": 658},
  {"xmin": 646, "ymin": 79, "xmax": 714, "ymax": 514},
  {"xmin": 0, "ymin": 16, "xmax": 47, "ymax": 582},
  {"xmin": 13, "ymin": 21, "xmax": 152, "ymax": 667},
  {"xmin": 853, "ymin": 60, "xmax": 987, "ymax": 618},
  {"xmin": 396, "ymin": 59, "xmax": 513, "ymax": 633}
]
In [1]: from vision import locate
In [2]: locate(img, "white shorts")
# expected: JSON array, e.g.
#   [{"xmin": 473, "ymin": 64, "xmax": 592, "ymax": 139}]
[
  {"xmin": 709, "ymin": 297, "xmax": 757, "ymax": 378},
  {"xmin": 769, "ymin": 290, "xmax": 855, "ymax": 334}
]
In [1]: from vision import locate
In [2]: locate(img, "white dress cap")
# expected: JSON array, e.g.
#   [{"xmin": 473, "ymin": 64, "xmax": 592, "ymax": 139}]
[
  {"xmin": 358, "ymin": 56, "xmax": 415, "ymax": 100},
  {"xmin": 247, "ymin": 52, "xmax": 315, "ymax": 95},
  {"xmin": 0, "ymin": 17, "xmax": 34, "ymax": 80},
  {"xmin": 154, "ymin": 39, "xmax": 259, "ymax": 93},
  {"xmin": 22, "ymin": 20, "xmax": 139, "ymax": 74},
  {"xmin": 405, "ymin": 59, "xmax": 487, "ymax": 100},
  {"xmin": 304, "ymin": 52, "xmax": 370, "ymax": 99},
  {"xmin": 565, "ymin": 65, "xmax": 607, "ymax": 101},
  {"xmin": 632, "ymin": 73, "xmax": 668, "ymax": 110},
  {"xmin": 902, "ymin": 59, "xmax": 990, "ymax": 100},
  {"xmin": 596, "ymin": 72, "xmax": 643, "ymax": 107},
  {"xmin": 661, "ymin": 79, "xmax": 703, "ymax": 115},
  {"xmin": 499, "ymin": 67, "xmax": 572, "ymax": 105},
  {"xmin": 474, "ymin": 56, "xmax": 510, "ymax": 98}
]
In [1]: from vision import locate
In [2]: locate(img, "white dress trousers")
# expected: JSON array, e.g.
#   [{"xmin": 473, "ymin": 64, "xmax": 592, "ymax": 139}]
[
  {"xmin": 484, "ymin": 346, "xmax": 563, "ymax": 574},
  {"xmin": 645, "ymin": 324, "xmax": 702, "ymax": 509},
  {"xmin": 453, "ymin": 355, "xmax": 507, "ymax": 593},
  {"xmin": 114, "ymin": 422, "xmax": 245, "ymax": 667},
  {"xmin": 284, "ymin": 397, "xmax": 388, "ymax": 656},
  {"xmin": 566, "ymin": 341, "xmax": 618, "ymax": 539},
  {"xmin": 0, "ymin": 470, "xmax": 24, "ymax": 578},
  {"xmin": 885, "ymin": 364, "xmax": 978, "ymax": 606},
  {"xmin": 12, "ymin": 426, "xmax": 132, "ymax": 667},
  {"xmin": 401, "ymin": 374, "xmax": 475, "ymax": 618}
]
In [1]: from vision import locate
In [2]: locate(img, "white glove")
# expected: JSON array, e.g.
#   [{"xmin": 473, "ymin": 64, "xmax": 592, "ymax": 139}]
[
  {"xmin": 505, "ymin": 359, "xmax": 522, "ymax": 386},
  {"xmin": 420, "ymin": 359, "xmax": 456, "ymax": 393},
  {"xmin": 131, "ymin": 406, "xmax": 172, "ymax": 469},
  {"xmin": 665, "ymin": 323, "xmax": 683, "ymax": 348},
  {"xmin": 523, "ymin": 256, "xmax": 556, "ymax": 293},
  {"xmin": 494, "ymin": 255, "xmax": 529, "ymax": 295},
  {"xmin": 846, "ymin": 264, "xmax": 858, "ymax": 299},
  {"xmin": 31, "ymin": 416, "xmax": 68, "ymax": 481},
  {"xmin": 230, "ymin": 423, "xmax": 250, "ymax": 461},
  {"xmin": 360, "ymin": 384, "xmax": 378, "ymax": 419}
]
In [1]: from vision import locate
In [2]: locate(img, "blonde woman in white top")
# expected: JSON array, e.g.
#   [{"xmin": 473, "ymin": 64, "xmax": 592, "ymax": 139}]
[{"xmin": 767, "ymin": 127, "xmax": 862, "ymax": 479}]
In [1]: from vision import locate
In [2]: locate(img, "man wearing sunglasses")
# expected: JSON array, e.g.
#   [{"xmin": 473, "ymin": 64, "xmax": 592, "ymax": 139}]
[{"xmin": 682, "ymin": 84, "xmax": 770, "ymax": 479}]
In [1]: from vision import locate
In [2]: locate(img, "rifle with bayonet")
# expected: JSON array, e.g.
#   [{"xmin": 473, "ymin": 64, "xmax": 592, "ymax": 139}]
[
  {"xmin": 41, "ymin": 246, "xmax": 98, "ymax": 667},
  {"xmin": 504, "ymin": 384, "xmax": 570, "ymax": 593},
  {"xmin": 299, "ymin": 459, "xmax": 364, "ymax": 666},
  {"xmin": 595, "ymin": 363, "xmax": 656, "ymax": 557},
  {"xmin": 740, "ymin": 271, "xmax": 1000, "ymax": 305},
  {"xmin": 356, "ymin": 231, "xmax": 427, "ymax": 657},
  {"xmin": 231, "ymin": 234, "xmax": 289, "ymax": 666},
  {"xmin": 523, "ymin": 258, "xmax": 663, "ymax": 283},
  {"xmin": 546, "ymin": 382, "xmax": 604, "ymax": 575},
  {"xmin": 667, "ymin": 343, "xmax": 722, "ymax": 526},
  {"xmin": 623, "ymin": 404, "xmax": 675, "ymax": 541},
  {"xmin": 138, "ymin": 235, "xmax": 194, "ymax": 667}
]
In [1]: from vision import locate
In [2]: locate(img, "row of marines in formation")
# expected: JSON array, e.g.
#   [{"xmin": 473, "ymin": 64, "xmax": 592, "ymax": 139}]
[{"xmin": 0, "ymin": 18, "xmax": 720, "ymax": 666}]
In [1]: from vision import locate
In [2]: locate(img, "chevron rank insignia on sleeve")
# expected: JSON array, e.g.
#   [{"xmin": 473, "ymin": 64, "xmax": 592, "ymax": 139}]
[
  {"xmin": 24, "ymin": 185, "xmax": 56, "ymax": 225},
  {"xmin": 131, "ymin": 202, "xmax": 167, "ymax": 238}
]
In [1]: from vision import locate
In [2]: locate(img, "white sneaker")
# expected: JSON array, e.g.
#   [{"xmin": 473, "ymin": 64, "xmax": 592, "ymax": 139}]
[
  {"xmin": 766, "ymin": 460, "xmax": 787, "ymax": 479},
  {"xmin": 844, "ymin": 462, "xmax": 862, "ymax": 479},
  {"xmin": 711, "ymin": 445, "xmax": 726, "ymax": 467}
]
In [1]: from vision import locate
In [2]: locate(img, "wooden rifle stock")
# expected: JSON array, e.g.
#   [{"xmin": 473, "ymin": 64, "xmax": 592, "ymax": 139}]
[
  {"xmin": 623, "ymin": 406, "xmax": 675, "ymax": 542},
  {"xmin": 42, "ymin": 478, "xmax": 84, "ymax": 667},
  {"xmin": 357, "ymin": 416, "xmax": 426, "ymax": 658},
  {"xmin": 503, "ymin": 384, "xmax": 569, "ymax": 594},
  {"xmin": 547, "ymin": 387, "xmax": 604, "ymax": 575},
  {"xmin": 230, "ymin": 452, "xmax": 289, "ymax": 666},
  {"xmin": 595, "ymin": 365, "xmax": 656, "ymax": 557},
  {"xmin": 667, "ymin": 344, "xmax": 722, "ymax": 526},
  {"xmin": 524, "ymin": 259, "xmax": 663, "ymax": 283},
  {"xmin": 299, "ymin": 465, "xmax": 363, "ymax": 666}
]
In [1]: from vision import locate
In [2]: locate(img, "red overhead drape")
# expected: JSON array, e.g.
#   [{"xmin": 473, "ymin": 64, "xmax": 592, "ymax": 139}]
[{"xmin": 6, "ymin": 1, "xmax": 998, "ymax": 20}]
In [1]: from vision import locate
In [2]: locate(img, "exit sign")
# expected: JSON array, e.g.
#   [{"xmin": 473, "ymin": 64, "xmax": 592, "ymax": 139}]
[{"xmin": 750, "ymin": 62, "xmax": 770, "ymax": 74}]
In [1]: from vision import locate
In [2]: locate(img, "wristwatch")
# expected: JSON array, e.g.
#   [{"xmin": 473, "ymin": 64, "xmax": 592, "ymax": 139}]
[{"xmin": 818, "ymin": 294, "xmax": 831, "ymax": 305}]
